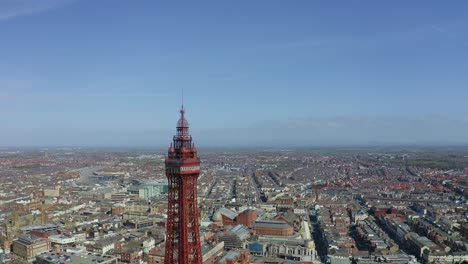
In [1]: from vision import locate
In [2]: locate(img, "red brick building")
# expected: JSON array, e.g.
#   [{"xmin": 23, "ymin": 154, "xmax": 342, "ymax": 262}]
[
  {"xmin": 253, "ymin": 221, "xmax": 294, "ymax": 236},
  {"xmin": 30, "ymin": 230, "xmax": 54, "ymax": 239},
  {"xmin": 274, "ymin": 211, "xmax": 299, "ymax": 229},
  {"xmin": 111, "ymin": 206, "xmax": 125, "ymax": 215},
  {"xmin": 114, "ymin": 248, "xmax": 142, "ymax": 263},
  {"xmin": 236, "ymin": 209, "xmax": 257, "ymax": 227},
  {"xmin": 148, "ymin": 247, "xmax": 165, "ymax": 264},
  {"xmin": 215, "ymin": 208, "xmax": 257, "ymax": 227}
]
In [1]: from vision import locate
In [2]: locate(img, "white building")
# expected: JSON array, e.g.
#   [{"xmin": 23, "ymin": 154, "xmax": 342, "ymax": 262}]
[{"xmin": 49, "ymin": 234, "xmax": 75, "ymax": 245}]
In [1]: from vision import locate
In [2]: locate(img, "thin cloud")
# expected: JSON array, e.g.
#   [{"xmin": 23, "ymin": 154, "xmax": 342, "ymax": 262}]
[
  {"xmin": 0, "ymin": 91, "xmax": 169, "ymax": 104},
  {"xmin": 238, "ymin": 39, "xmax": 327, "ymax": 54},
  {"xmin": 78, "ymin": 93, "xmax": 169, "ymax": 98},
  {"xmin": 191, "ymin": 116, "xmax": 455, "ymax": 147},
  {"xmin": 430, "ymin": 25, "xmax": 446, "ymax": 33},
  {"xmin": 0, "ymin": 0, "xmax": 76, "ymax": 21}
]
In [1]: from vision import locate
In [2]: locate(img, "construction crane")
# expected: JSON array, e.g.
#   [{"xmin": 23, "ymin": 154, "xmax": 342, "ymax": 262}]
[{"xmin": 34, "ymin": 194, "xmax": 53, "ymax": 225}]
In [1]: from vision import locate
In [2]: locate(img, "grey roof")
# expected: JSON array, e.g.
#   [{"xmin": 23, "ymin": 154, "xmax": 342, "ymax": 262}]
[
  {"xmin": 218, "ymin": 208, "xmax": 238, "ymax": 220},
  {"xmin": 18, "ymin": 235, "xmax": 46, "ymax": 245},
  {"xmin": 21, "ymin": 223, "xmax": 58, "ymax": 232},
  {"xmin": 218, "ymin": 251, "xmax": 241, "ymax": 263},
  {"xmin": 254, "ymin": 220, "xmax": 292, "ymax": 229},
  {"xmin": 230, "ymin": 225, "xmax": 250, "ymax": 240}
]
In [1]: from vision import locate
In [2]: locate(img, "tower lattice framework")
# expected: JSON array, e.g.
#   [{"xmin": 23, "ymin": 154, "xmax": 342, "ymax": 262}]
[{"xmin": 164, "ymin": 106, "xmax": 202, "ymax": 264}]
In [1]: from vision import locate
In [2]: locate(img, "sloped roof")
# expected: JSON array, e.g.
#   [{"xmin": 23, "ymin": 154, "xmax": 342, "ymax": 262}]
[
  {"xmin": 218, "ymin": 208, "xmax": 238, "ymax": 220},
  {"xmin": 230, "ymin": 225, "xmax": 249, "ymax": 240},
  {"xmin": 276, "ymin": 211, "xmax": 298, "ymax": 224}
]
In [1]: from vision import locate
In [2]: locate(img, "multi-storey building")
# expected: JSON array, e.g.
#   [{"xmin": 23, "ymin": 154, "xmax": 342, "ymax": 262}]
[{"xmin": 13, "ymin": 236, "xmax": 51, "ymax": 262}]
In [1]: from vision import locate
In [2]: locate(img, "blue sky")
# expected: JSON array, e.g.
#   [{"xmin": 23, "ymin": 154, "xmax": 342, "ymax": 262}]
[{"xmin": 1, "ymin": 0, "xmax": 467, "ymax": 147}]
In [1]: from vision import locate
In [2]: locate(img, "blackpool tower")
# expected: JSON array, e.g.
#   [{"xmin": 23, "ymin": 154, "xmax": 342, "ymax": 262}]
[{"xmin": 164, "ymin": 105, "xmax": 202, "ymax": 264}]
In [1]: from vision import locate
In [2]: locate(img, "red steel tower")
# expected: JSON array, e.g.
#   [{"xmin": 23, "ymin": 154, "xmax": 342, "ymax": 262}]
[{"xmin": 164, "ymin": 105, "xmax": 202, "ymax": 264}]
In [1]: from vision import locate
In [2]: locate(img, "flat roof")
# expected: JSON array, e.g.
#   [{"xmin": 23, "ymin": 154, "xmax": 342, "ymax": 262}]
[{"xmin": 37, "ymin": 250, "xmax": 117, "ymax": 264}]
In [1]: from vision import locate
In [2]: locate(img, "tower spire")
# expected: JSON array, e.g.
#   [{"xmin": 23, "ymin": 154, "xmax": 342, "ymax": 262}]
[
  {"xmin": 181, "ymin": 88, "xmax": 184, "ymax": 112},
  {"xmin": 180, "ymin": 89, "xmax": 186, "ymax": 127}
]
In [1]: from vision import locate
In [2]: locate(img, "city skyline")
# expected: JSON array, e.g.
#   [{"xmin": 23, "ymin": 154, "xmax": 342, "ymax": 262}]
[{"xmin": 1, "ymin": 1, "xmax": 468, "ymax": 146}]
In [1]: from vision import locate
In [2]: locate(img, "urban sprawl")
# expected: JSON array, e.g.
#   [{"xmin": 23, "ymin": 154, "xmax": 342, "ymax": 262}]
[{"xmin": 0, "ymin": 147, "xmax": 467, "ymax": 264}]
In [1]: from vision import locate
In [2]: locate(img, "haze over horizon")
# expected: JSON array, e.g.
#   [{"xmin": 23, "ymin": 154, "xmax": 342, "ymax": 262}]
[{"xmin": 1, "ymin": 1, "xmax": 468, "ymax": 147}]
